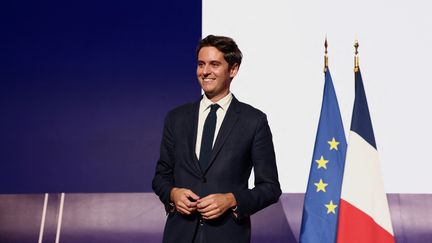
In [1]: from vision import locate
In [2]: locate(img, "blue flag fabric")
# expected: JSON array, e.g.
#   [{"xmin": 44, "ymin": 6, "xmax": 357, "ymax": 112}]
[
  {"xmin": 299, "ymin": 69, "xmax": 347, "ymax": 243},
  {"xmin": 351, "ymin": 70, "xmax": 376, "ymax": 149}
]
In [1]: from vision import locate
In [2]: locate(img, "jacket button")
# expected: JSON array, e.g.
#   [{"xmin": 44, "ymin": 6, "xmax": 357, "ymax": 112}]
[{"xmin": 202, "ymin": 177, "xmax": 206, "ymax": 183}]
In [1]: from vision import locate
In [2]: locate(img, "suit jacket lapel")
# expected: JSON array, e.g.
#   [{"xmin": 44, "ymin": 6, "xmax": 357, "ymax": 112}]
[
  {"xmin": 203, "ymin": 96, "xmax": 241, "ymax": 174},
  {"xmin": 186, "ymin": 97, "xmax": 202, "ymax": 174}
]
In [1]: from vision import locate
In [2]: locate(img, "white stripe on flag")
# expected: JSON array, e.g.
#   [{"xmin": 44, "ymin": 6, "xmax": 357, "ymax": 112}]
[{"xmin": 341, "ymin": 131, "xmax": 394, "ymax": 235}]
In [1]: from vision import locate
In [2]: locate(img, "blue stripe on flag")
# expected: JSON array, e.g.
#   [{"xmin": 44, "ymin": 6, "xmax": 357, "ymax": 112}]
[{"xmin": 350, "ymin": 70, "xmax": 377, "ymax": 149}]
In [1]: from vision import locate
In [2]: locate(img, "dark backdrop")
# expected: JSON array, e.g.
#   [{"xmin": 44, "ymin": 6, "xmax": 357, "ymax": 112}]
[{"xmin": 0, "ymin": 0, "xmax": 201, "ymax": 193}]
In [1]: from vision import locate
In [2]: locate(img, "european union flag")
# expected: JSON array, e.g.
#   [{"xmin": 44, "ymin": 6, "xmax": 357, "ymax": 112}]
[{"xmin": 300, "ymin": 68, "xmax": 347, "ymax": 243}]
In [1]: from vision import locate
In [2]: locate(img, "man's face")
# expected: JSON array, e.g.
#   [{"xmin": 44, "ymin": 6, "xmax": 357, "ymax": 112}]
[{"xmin": 197, "ymin": 46, "xmax": 238, "ymax": 102}]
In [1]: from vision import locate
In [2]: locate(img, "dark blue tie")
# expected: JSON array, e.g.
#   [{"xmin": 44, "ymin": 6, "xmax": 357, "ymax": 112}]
[{"xmin": 199, "ymin": 104, "xmax": 220, "ymax": 171}]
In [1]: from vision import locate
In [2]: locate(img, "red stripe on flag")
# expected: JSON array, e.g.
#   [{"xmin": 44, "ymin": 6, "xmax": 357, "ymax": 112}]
[{"xmin": 337, "ymin": 199, "xmax": 395, "ymax": 243}]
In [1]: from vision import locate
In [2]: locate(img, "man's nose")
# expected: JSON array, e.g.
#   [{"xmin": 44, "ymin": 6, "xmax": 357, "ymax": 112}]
[{"xmin": 202, "ymin": 65, "xmax": 211, "ymax": 75}]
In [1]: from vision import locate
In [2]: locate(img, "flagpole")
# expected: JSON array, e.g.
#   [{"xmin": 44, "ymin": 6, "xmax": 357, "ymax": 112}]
[
  {"xmin": 354, "ymin": 39, "xmax": 359, "ymax": 72},
  {"xmin": 324, "ymin": 37, "xmax": 328, "ymax": 73},
  {"xmin": 337, "ymin": 38, "xmax": 396, "ymax": 243},
  {"xmin": 300, "ymin": 36, "xmax": 347, "ymax": 243}
]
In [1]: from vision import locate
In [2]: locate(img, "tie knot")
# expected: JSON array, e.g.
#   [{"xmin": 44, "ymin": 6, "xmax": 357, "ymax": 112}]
[{"xmin": 210, "ymin": 104, "xmax": 220, "ymax": 113}]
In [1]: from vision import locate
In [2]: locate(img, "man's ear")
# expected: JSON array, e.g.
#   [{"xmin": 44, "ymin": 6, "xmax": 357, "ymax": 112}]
[{"xmin": 229, "ymin": 63, "xmax": 239, "ymax": 78}]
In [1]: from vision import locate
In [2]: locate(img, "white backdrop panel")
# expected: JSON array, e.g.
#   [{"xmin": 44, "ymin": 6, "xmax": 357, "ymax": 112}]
[{"xmin": 203, "ymin": 0, "xmax": 432, "ymax": 193}]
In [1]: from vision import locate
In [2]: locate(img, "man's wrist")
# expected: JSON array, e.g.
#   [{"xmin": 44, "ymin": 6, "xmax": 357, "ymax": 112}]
[
  {"xmin": 226, "ymin": 192, "xmax": 237, "ymax": 208},
  {"xmin": 170, "ymin": 187, "xmax": 178, "ymax": 201}
]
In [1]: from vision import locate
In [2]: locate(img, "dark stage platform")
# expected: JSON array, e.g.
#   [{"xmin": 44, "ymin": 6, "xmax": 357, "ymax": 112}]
[{"xmin": 1, "ymin": 193, "xmax": 431, "ymax": 243}]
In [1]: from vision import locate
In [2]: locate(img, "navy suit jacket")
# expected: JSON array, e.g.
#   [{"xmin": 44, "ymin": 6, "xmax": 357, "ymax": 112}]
[{"xmin": 152, "ymin": 96, "xmax": 281, "ymax": 243}]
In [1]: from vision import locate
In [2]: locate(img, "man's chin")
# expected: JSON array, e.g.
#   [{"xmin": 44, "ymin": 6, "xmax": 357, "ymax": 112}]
[
  {"xmin": 202, "ymin": 88, "xmax": 215, "ymax": 95},
  {"xmin": 203, "ymin": 91, "xmax": 215, "ymax": 98}
]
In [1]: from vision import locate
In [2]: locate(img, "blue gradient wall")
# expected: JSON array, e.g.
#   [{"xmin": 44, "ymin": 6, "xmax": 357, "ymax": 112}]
[{"xmin": 0, "ymin": 1, "xmax": 201, "ymax": 193}]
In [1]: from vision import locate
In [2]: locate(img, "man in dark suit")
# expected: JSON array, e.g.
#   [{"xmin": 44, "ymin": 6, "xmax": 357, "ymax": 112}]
[{"xmin": 152, "ymin": 35, "xmax": 281, "ymax": 243}]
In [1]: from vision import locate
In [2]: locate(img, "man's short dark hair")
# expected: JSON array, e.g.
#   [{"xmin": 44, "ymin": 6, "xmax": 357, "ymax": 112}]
[{"xmin": 196, "ymin": 35, "xmax": 243, "ymax": 69}]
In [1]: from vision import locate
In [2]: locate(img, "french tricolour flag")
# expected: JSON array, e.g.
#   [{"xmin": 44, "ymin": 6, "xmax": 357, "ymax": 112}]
[{"xmin": 336, "ymin": 69, "xmax": 395, "ymax": 243}]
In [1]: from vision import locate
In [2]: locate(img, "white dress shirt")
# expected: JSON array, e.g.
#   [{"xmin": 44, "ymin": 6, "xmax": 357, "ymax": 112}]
[{"xmin": 195, "ymin": 93, "xmax": 233, "ymax": 159}]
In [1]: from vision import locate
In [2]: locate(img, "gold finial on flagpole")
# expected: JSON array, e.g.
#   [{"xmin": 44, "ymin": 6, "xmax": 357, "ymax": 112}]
[
  {"xmin": 354, "ymin": 39, "xmax": 359, "ymax": 73},
  {"xmin": 324, "ymin": 37, "xmax": 328, "ymax": 73}
]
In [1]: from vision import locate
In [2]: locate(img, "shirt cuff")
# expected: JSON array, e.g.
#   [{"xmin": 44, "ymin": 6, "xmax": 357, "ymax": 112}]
[{"xmin": 231, "ymin": 205, "xmax": 239, "ymax": 218}]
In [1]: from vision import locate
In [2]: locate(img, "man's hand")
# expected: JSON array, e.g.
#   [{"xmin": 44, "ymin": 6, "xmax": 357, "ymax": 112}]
[
  {"xmin": 197, "ymin": 193, "xmax": 237, "ymax": 220},
  {"xmin": 170, "ymin": 187, "xmax": 200, "ymax": 215}
]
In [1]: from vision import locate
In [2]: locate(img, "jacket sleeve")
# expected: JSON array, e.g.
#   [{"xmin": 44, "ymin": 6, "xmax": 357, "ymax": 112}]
[
  {"xmin": 152, "ymin": 112, "xmax": 176, "ymax": 213},
  {"xmin": 232, "ymin": 114, "xmax": 282, "ymax": 218}
]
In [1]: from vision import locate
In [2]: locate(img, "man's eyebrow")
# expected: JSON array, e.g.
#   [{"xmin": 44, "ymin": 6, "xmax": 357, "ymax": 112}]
[{"xmin": 197, "ymin": 59, "xmax": 222, "ymax": 64}]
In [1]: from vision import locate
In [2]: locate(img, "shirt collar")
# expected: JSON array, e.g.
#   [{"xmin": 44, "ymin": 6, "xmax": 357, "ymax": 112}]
[{"xmin": 201, "ymin": 92, "xmax": 233, "ymax": 112}]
